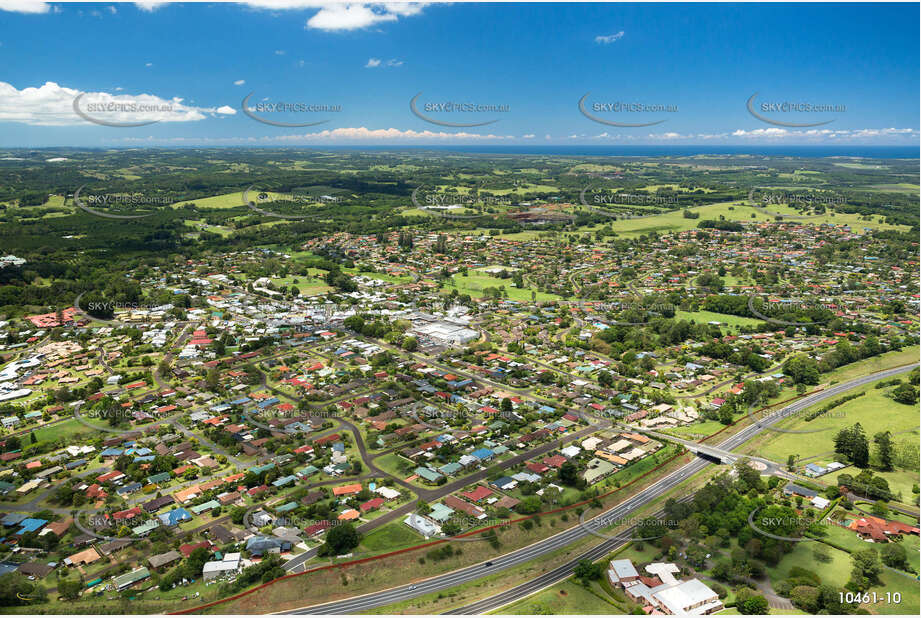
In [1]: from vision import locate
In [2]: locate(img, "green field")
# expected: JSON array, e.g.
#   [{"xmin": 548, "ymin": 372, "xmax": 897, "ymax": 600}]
[
  {"xmin": 171, "ymin": 191, "xmax": 248, "ymax": 209},
  {"xmin": 746, "ymin": 378, "xmax": 920, "ymax": 468},
  {"xmin": 360, "ymin": 521, "xmax": 425, "ymax": 552},
  {"xmin": 675, "ymin": 309, "xmax": 765, "ymax": 328},
  {"xmin": 584, "ymin": 200, "xmax": 908, "ymax": 239},
  {"xmin": 498, "ymin": 578, "xmax": 623, "ymax": 614},
  {"xmin": 767, "ymin": 541, "xmax": 919, "ymax": 615},
  {"xmin": 274, "ymin": 275, "xmax": 333, "ymax": 296},
  {"xmin": 445, "ymin": 272, "xmax": 561, "ymax": 302},
  {"xmin": 863, "ymin": 183, "xmax": 920, "ymax": 194}
]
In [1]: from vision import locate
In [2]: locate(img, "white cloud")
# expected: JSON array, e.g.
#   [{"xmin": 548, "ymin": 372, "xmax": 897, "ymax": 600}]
[
  {"xmin": 274, "ymin": 49, "xmax": 286, "ymax": 55},
  {"xmin": 108, "ymin": 5, "xmax": 117, "ymax": 14},
  {"xmin": 234, "ymin": 79, "xmax": 246, "ymax": 86},
  {"xmin": 274, "ymin": 126, "xmax": 508, "ymax": 141},
  {"xmin": 522, "ymin": 134, "xmax": 535, "ymax": 139},
  {"xmin": 116, "ymin": 125, "xmax": 511, "ymax": 144},
  {"xmin": 730, "ymin": 127, "xmax": 919, "ymax": 141},
  {"xmin": 307, "ymin": 4, "xmax": 398, "ymax": 31},
  {"xmin": 135, "ymin": 1, "xmax": 168, "ymax": 11},
  {"xmin": 0, "ymin": 1, "xmax": 51, "ymax": 13},
  {"xmin": 366, "ymin": 57, "xmax": 403, "ymax": 68},
  {"xmin": 145, "ymin": 62, "xmax": 153, "ymax": 67},
  {"xmin": 240, "ymin": 2, "xmax": 429, "ymax": 32},
  {"xmin": 0, "ymin": 81, "xmax": 235, "ymax": 126},
  {"xmin": 595, "ymin": 31, "xmax": 624, "ymax": 44}
]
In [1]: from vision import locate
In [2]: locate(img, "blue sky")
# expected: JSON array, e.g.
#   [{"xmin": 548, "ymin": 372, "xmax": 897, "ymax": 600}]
[{"xmin": 0, "ymin": 1, "xmax": 918, "ymax": 146}]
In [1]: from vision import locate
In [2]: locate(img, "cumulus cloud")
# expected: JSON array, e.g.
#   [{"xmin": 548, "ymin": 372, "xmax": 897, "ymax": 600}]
[
  {"xmin": 0, "ymin": 1, "xmax": 51, "ymax": 13},
  {"xmin": 730, "ymin": 127, "xmax": 919, "ymax": 141},
  {"xmin": 0, "ymin": 81, "xmax": 236, "ymax": 126},
  {"xmin": 366, "ymin": 57, "xmax": 402, "ymax": 68},
  {"xmin": 595, "ymin": 31, "xmax": 624, "ymax": 44},
  {"xmin": 117, "ymin": 126, "xmax": 512, "ymax": 144},
  {"xmin": 274, "ymin": 126, "xmax": 509, "ymax": 141},
  {"xmin": 134, "ymin": 1, "xmax": 168, "ymax": 11},
  {"xmin": 234, "ymin": 79, "xmax": 246, "ymax": 86},
  {"xmin": 239, "ymin": 2, "xmax": 429, "ymax": 32}
]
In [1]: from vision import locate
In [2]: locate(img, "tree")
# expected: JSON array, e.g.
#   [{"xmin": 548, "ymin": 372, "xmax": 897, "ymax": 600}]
[
  {"xmin": 834, "ymin": 423, "xmax": 870, "ymax": 468},
  {"xmin": 849, "ymin": 548, "xmax": 883, "ymax": 589},
  {"xmin": 783, "ymin": 355, "xmax": 820, "ymax": 385},
  {"xmin": 58, "ymin": 578, "xmax": 83, "ymax": 601},
  {"xmin": 323, "ymin": 521, "xmax": 360, "ymax": 555},
  {"xmin": 573, "ymin": 559, "xmax": 603, "ymax": 585},
  {"xmin": 735, "ymin": 587, "xmax": 769, "ymax": 614},
  {"xmin": 0, "ymin": 572, "xmax": 47, "ymax": 606},
  {"xmin": 892, "ymin": 382, "xmax": 919, "ymax": 405},
  {"xmin": 558, "ymin": 462, "xmax": 582, "ymax": 488},
  {"xmin": 874, "ymin": 431, "xmax": 894, "ymax": 471},
  {"xmin": 402, "ymin": 336, "xmax": 418, "ymax": 352},
  {"xmin": 871, "ymin": 500, "xmax": 889, "ymax": 517},
  {"xmin": 880, "ymin": 543, "xmax": 909, "ymax": 571}
]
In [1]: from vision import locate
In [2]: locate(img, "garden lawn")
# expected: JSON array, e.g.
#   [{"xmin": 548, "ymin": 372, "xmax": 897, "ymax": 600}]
[{"xmin": 360, "ymin": 521, "xmax": 425, "ymax": 553}]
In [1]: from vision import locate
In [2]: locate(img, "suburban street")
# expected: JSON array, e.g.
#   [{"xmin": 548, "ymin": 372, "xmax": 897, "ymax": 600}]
[{"xmin": 283, "ymin": 362, "xmax": 919, "ymax": 614}]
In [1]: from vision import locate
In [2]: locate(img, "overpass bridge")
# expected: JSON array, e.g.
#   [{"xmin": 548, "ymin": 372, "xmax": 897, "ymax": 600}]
[{"xmin": 616, "ymin": 423, "xmax": 785, "ymax": 473}]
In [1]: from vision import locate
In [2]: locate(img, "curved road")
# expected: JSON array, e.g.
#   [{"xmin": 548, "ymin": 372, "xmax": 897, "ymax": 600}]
[{"xmin": 281, "ymin": 362, "xmax": 917, "ymax": 615}]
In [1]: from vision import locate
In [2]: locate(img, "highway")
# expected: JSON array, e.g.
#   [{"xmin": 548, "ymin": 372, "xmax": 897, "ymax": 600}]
[{"xmin": 281, "ymin": 362, "xmax": 917, "ymax": 615}]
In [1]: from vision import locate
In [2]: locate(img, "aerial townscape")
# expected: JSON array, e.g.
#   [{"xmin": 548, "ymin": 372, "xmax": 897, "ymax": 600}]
[{"xmin": 0, "ymin": 2, "xmax": 918, "ymax": 618}]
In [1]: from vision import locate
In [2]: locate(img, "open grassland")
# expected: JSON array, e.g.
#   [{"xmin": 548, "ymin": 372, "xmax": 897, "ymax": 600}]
[
  {"xmin": 766, "ymin": 541, "xmax": 919, "ymax": 615},
  {"xmin": 578, "ymin": 200, "xmax": 907, "ymax": 239},
  {"xmin": 170, "ymin": 191, "xmax": 247, "ymax": 209},
  {"xmin": 496, "ymin": 577, "xmax": 624, "ymax": 614},
  {"xmin": 675, "ymin": 309, "xmax": 765, "ymax": 328},
  {"xmin": 445, "ymin": 272, "xmax": 561, "ymax": 302},
  {"xmin": 862, "ymin": 183, "xmax": 920, "ymax": 194},
  {"xmin": 739, "ymin": 377, "xmax": 920, "ymax": 467},
  {"xmin": 274, "ymin": 275, "xmax": 333, "ymax": 296}
]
